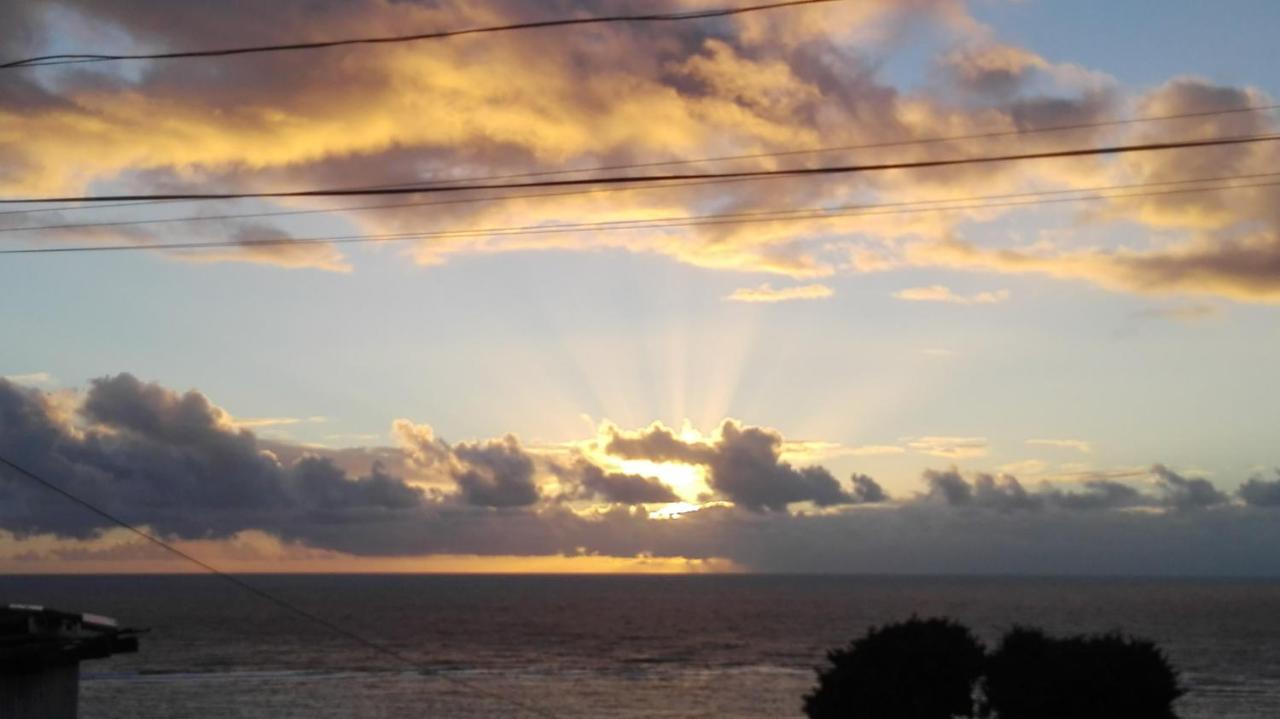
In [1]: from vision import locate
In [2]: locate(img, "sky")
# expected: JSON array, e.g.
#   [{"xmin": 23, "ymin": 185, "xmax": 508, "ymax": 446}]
[{"xmin": 2, "ymin": 0, "xmax": 1279, "ymax": 574}]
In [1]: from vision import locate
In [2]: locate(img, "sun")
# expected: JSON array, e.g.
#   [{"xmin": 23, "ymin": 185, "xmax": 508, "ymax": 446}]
[
  {"xmin": 611, "ymin": 458, "xmax": 708, "ymax": 502},
  {"xmin": 647, "ymin": 502, "xmax": 703, "ymax": 520},
  {"xmin": 577, "ymin": 420, "xmax": 715, "ymax": 502}
]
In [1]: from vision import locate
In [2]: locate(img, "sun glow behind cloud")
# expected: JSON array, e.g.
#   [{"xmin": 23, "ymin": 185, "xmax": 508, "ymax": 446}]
[
  {"xmin": 611, "ymin": 459, "xmax": 707, "ymax": 502},
  {"xmin": 582, "ymin": 420, "xmax": 714, "ymax": 502}
]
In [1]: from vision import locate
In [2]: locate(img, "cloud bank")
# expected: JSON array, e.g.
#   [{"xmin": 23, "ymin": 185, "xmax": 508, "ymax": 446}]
[{"xmin": 3, "ymin": 375, "xmax": 1280, "ymax": 574}]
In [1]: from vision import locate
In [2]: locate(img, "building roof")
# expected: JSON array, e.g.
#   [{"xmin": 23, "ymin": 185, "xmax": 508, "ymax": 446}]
[{"xmin": 0, "ymin": 604, "xmax": 142, "ymax": 675}]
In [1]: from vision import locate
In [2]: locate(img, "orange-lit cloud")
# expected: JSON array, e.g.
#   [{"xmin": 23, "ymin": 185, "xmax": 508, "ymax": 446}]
[
  {"xmin": 0, "ymin": 528, "xmax": 741, "ymax": 575},
  {"xmin": 1026, "ymin": 438, "xmax": 1093, "ymax": 454},
  {"xmin": 725, "ymin": 282, "xmax": 833, "ymax": 302},
  {"xmin": 20, "ymin": 0, "xmax": 1280, "ymax": 300},
  {"xmin": 0, "ymin": 0, "xmax": 1177, "ymax": 285},
  {"xmin": 907, "ymin": 436, "xmax": 990, "ymax": 459},
  {"xmin": 892, "ymin": 285, "xmax": 1010, "ymax": 304},
  {"xmin": 907, "ymin": 232, "xmax": 1280, "ymax": 304}
]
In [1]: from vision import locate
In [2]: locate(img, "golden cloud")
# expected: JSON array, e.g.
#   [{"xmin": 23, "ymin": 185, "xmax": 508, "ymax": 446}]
[
  {"xmin": 725, "ymin": 282, "xmax": 834, "ymax": 302},
  {"xmin": 3, "ymin": 3, "xmax": 1277, "ymax": 301},
  {"xmin": 892, "ymin": 285, "xmax": 1010, "ymax": 304}
]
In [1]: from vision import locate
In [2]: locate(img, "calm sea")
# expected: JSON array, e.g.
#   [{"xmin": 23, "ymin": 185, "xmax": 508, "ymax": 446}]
[{"xmin": 3, "ymin": 575, "xmax": 1280, "ymax": 718}]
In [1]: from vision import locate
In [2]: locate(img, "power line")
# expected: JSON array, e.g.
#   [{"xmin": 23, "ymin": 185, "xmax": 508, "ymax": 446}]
[
  {"xmin": 0, "ymin": 178, "xmax": 754, "ymax": 235},
  {"xmin": 0, "ymin": 453, "xmax": 557, "ymax": 718},
  {"xmin": 4, "ymin": 132, "xmax": 1278, "ymax": 206},
  {"xmin": 5, "ymin": 168, "xmax": 1279, "ymax": 238},
  {"xmin": 5, "ymin": 174, "xmax": 1275, "ymax": 256},
  {"xmin": 4, "ymin": 101, "xmax": 1274, "ymax": 218},
  {"xmin": 1, "ymin": 0, "xmax": 843, "ymax": 69}
]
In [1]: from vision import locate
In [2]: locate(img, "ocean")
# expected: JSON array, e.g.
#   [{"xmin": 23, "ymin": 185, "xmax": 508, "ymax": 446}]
[{"xmin": 4, "ymin": 575, "xmax": 1280, "ymax": 718}]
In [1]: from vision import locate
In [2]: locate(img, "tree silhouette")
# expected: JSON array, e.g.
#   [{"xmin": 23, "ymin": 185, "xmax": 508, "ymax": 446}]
[
  {"xmin": 982, "ymin": 626, "xmax": 1183, "ymax": 719},
  {"xmin": 803, "ymin": 616, "xmax": 986, "ymax": 719}
]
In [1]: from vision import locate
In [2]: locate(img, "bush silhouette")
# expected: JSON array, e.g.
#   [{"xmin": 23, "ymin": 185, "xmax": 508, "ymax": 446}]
[
  {"xmin": 803, "ymin": 616, "xmax": 985, "ymax": 719},
  {"xmin": 982, "ymin": 626, "xmax": 1183, "ymax": 719}
]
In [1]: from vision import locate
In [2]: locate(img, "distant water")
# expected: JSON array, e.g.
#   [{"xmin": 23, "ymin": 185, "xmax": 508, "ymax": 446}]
[{"xmin": 4, "ymin": 575, "xmax": 1280, "ymax": 718}]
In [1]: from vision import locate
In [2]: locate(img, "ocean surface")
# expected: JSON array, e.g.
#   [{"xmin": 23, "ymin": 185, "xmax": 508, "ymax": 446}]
[{"xmin": 3, "ymin": 575, "xmax": 1280, "ymax": 718}]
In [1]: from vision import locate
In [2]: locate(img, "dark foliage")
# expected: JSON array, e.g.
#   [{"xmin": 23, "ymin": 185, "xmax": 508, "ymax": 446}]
[
  {"xmin": 803, "ymin": 616, "xmax": 986, "ymax": 719},
  {"xmin": 982, "ymin": 626, "xmax": 1184, "ymax": 719}
]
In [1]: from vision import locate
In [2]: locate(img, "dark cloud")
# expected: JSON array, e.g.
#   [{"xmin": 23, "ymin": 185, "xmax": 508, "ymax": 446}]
[
  {"xmin": 1152, "ymin": 464, "xmax": 1229, "ymax": 511},
  {"xmin": 923, "ymin": 468, "xmax": 973, "ymax": 506},
  {"xmin": 920, "ymin": 468, "xmax": 1171, "ymax": 513},
  {"xmin": 924, "ymin": 469, "xmax": 1041, "ymax": 512},
  {"xmin": 1044, "ymin": 480, "xmax": 1146, "ymax": 511},
  {"xmin": 450, "ymin": 436, "xmax": 541, "ymax": 508},
  {"xmin": 605, "ymin": 424, "xmax": 711, "ymax": 465},
  {"xmin": 662, "ymin": 504, "xmax": 1280, "ymax": 575},
  {"xmin": 561, "ymin": 460, "xmax": 680, "ymax": 505},
  {"xmin": 1008, "ymin": 93, "xmax": 1114, "ymax": 133},
  {"xmin": 972, "ymin": 473, "xmax": 1042, "ymax": 512},
  {"xmin": 290, "ymin": 457, "xmax": 421, "ymax": 511},
  {"xmin": 1238, "ymin": 470, "xmax": 1280, "ymax": 507},
  {"xmin": 607, "ymin": 420, "xmax": 861, "ymax": 512},
  {"xmin": 391, "ymin": 421, "xmax": 542, "ymax": 508},
  {"xmin": 850, "ymin": 473, "xmax": 888, "ymax": 503},
  {"xmin": 7, "ymin": 376, "xmax": 1280, "ymax": 574},
  {"xmin": 0, "ymin": 374, "xmax": 424, "ymax": 539}
]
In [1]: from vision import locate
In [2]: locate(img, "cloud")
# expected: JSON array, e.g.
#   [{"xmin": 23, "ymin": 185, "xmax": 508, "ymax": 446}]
[
  {"xmin": 1044, "ymin": 480, "xmax": 1146, "ymax": 511},
  {"xmin": 850, "ymin": 474, "xmax": 889, "ymax": 503},
  {"xmin": 391, "ymin": 421, "xmax": 546, "ymax": 508},
  {"xmin": 893, "ymin": 285, "xmax": 1011, "ymax": 304},
  {"xmin": 603, "ymin": 423, "xmax": 711, "ymax": 466},
  {"xmin": 5, "ymin": 5, "xmax": 1274, "ymax": 303},
  {"xmin": 605, "ymin": 420, "xmax": 866, "ymax": 512},
  {"xmin": 1, "ymin": 372, "xmax": 54, "ymax": 386},
  {"xmin": 942, "ymin": 43, "xmax": 1049, "ymax": 98},
  {"xmin": 1, "ymin": 0, "xmax": 932, "ymax": 276},
  {"xmin": 7, "ymin": 375, "xmax": 1280, "ymax": 574},
  {"xmin": 1151, "ymin": 464, "xmax": 1229, "ymax": 511},
  {"xmin": 903, "ymin": 79, "xmax": 1280, "ymax": 304},
  {"xmin": 921, "ymin": 468, "xmax": 1157, "ymax": 513},
  {"xmin": 848, "ymin": 444, "xmax": 907, "ymax": 456},
  {"xmin": 725, "ymin": 283, "xmax": 834, "ymax": 303},
  {"xmin": 185, "ymin": 225, "xmax": 353, "ymax": 273},
  {"xmin": 558, "ymin": 459, "xmax": 680, "ymax": 505},
  {"xmin": 972, "ymin": 473, "xmax": 1042, "ymax": 512},
  {"xmin": 0, "ymin": 3, "xmax": 1163, "ymax": 291},
  {"xmin": 908, "ymin": 436, "xmax": 989, "ymax": 459},
  {"xmin": 1026, "ymin": 438, "xmax": 1093, "ymax": 454},
  {"xmin": 290, "ymin": 456, "xmax": 421, "ymax": 511},
  {"xmin": 923, "ymin": 468, "xmax": 974, "ymax": 505},
  {"xmin": 450, "ymin": 436, "xmax": 541, "ymax": 508},
  {"xmin": 998, "ymin": 459, "xmax": 1049, "ymax": 476},
  {"xmin": 911, "ymin": 233, "xmax": 1280, "ymax": 304},
  {"xmin": 923, "ymin": 468, "xmax": 1040, "ymax": 512},
  {"xmin": 1238, "ymin": 470, "xmax": 1280, "ymax": 507},
  {"xmin": 0, "ymin": 374, "xmax": 426, "ymax": 540},
  {"xmin": 231, "ymin": 415, "xmax": 327, "ymax": 429}
]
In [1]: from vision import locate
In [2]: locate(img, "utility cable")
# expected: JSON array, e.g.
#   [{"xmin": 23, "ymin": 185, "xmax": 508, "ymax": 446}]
[
  {"xmin": 3, "ymin": 132, "xmax": 1277, "ymax": 205},
  {"xmin": 4, "ymin": 174, "xmax": 1274, "ymax": 256},
  {"xmin": 3, "ymin": 169, "xmax": 1278, "ymax": 237},
  {"xmin": 3, "ymin": 102, "xmax": 1274, "ymax": 216},
  {"xmin": 1, "ymin": 0, "xmax": 843, "ymax": 69}
]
